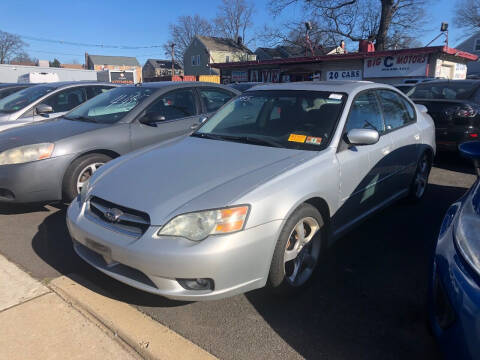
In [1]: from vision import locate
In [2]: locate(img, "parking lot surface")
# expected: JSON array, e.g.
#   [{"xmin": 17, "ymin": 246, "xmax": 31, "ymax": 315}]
[{"xmin": 0, "ymin": 154, "xmax": 476, "ymax": 360}]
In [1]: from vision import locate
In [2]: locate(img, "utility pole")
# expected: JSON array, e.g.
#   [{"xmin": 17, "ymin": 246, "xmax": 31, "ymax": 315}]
[{"xmin": 170, "ymin": 43, "xmax": 175, "ymax": 77}]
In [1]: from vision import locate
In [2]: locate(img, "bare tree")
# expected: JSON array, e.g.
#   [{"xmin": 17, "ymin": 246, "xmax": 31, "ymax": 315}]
[
  {"xmin": 0, "ymin": 30, "xmax": 27, "ymax": 64},
  {"xmin": 214, "ymin": 0, "xmax": 255, "ymax": 43},
  {"xmin": 164, "ymin": 15, "xmax": 214, "ymax": 66},
  {"xmin": 455, "ymin": 0, "xmax": 480, "ymax": 33},
  {"xmin": 9, "ymin": 51, "xmax": 36, "ymax": 64},
  {"xmin": 268, "ymin": 0, "xmax": 428, "ymax": 51}
]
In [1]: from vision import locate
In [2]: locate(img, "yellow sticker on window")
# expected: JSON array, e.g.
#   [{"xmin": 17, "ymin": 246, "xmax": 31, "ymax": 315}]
[{"xmin": 288, "ymin": 134, "xmax": 307, "ymax": 143}]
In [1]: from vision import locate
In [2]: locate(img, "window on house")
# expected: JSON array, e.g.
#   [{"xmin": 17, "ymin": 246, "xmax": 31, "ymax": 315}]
[
  {"xmin": 475, "ymin": 39, "xmax": 480, "ymax": 52},
  {"xmin": 226, "ymin": 55, "xmax": 230, "ymax": 63},
  {"xmin": 191, "ymin": 54, "xmax": 200, "ymax": 66}
]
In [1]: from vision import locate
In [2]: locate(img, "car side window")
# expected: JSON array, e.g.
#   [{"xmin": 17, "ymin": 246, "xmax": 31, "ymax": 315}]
[
  {"xmin": 345, "ymin": 91, "xmax": 384, "ymax": 133},
  {"xmin": 199, "ymin": 88, "xmax": 235, "ymax": 113},
  {"xmin": 86, "ymin": 86, "xmax": 114, "ymax": 99},
  {"xmin": 43, "ymin": 87, "xmax": 87, "ymax": 113},
  {"xmin": 377, "ymin": 90, "xmax": 413, "ymax": 131},
  {"xmin": 145, "ymin": 89, "xmax": 197, "ymax": 121}
]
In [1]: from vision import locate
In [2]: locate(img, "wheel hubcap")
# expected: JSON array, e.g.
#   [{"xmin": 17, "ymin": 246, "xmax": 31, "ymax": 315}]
[
  {"xmin": 76, "ymin": 163, "xmax": 104, "ymax": 194},
  {"xmin": 414, "ymin": 156, "xmax": 429, "ymax": 198},
  {"xmin": 284, "ymin": 217, "xmax": 321, "ymax": 287}
]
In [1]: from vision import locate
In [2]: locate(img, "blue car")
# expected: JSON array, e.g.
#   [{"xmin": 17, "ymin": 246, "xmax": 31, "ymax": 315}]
[{"xmin": 429, "ymin": 141, "xmax": 480, "ymax": 360}]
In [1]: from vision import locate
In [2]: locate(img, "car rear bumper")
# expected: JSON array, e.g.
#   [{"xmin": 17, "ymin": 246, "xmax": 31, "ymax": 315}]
[
  {"xmin": 429, "ymin": 222, "xmax": 480, "ymax": 360},
  {"xmin": 436, "ymin": 128, "xmax": 479, "ymax": 151},
  {"xmin": 0, "ymin": 155, "xmax": 74, "ymax": 203},
  {"xmin": 67, "ymin": 200, "xmax": 283, "ymax": 301}
]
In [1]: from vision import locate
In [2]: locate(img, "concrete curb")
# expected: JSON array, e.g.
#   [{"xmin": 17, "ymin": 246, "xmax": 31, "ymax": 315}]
[{"xmin": 49, "ymin": 275, "xmax": 217, "ymax": 360}]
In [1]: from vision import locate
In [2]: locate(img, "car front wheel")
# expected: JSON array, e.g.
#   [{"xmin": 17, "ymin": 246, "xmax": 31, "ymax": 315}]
[
  {"xmin": 268, "ymin": 203, "xmax": 325, "ymax": 295},
  {"xmin": 62, "ymin": 153, "xmax": 112, "ymax": 202}
]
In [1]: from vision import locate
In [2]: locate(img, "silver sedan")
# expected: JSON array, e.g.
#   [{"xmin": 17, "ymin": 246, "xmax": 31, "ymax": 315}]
[{"xmin": 67, "ymin": 81, "xmax": 436, "ymax": 301}]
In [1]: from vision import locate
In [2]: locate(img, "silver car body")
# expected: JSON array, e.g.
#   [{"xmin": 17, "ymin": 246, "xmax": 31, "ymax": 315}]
[
  {"xmin": 0, "ymin": 81, "xmax": 116, "ymax": 132},
  {"xmin": 67, "ymin": 81, "xmax": 436, "ymax": 300}
]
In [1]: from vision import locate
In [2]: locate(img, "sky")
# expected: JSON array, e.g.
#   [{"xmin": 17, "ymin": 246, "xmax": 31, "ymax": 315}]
[{"xmin": 0, "ymin": 0, "xmax": 469, "ymax": 65}]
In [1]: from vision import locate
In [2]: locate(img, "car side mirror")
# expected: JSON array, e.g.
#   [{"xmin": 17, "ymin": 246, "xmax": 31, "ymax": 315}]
[
  {"xmin": 200, "ymin": 116, "xmax": 208, "ymax": 123},
  {"xmin": 346, "ymin": 128, "xmax": 379, "ymax": 146},
  {"xmin": 140, "ymin": 113, "xmax": 166, "ymax": 126},
  {"xmin": 459, "ymin": 141, "xmax": 480, "ymax": 176},
  {"xmin": 35, "ymin": 103, "xmax": 53, "ymax": 115}
]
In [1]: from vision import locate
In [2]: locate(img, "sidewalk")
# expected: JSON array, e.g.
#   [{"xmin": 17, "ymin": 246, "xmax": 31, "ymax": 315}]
[{"xmin": 0, "ymin": 254, "xmax": 139, "ymax": 360}]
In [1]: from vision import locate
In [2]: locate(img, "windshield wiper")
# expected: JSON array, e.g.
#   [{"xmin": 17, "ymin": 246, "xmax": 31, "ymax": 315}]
[
  {"xmin": 191, "ymin": 132, "xmax": 226, "ymax": 141},
  {"xmin": 64, "ymin": 115, "xmax": 97, "ymax": 123},
  {"xmin": 192, "ymin": 133, "xmax": 282, "ymax": 148}
]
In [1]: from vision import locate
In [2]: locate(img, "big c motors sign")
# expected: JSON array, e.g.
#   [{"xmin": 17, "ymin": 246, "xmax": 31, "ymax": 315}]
[{"xmin": 364, "ymin": 54, "xmax": 428, "ymax": 78}]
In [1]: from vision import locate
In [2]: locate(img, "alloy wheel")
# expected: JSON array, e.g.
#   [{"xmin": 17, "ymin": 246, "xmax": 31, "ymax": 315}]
[
  {"xmin": 283, "ymin": 217, "xmax": 321, "ymax": 287},
  {"xmin": 76, "ymin": 162, "xmax": 104, "ymax": 194},
  {"xmin": 414, "ymin": 155, "xmax": 430, "ymax": 198}
]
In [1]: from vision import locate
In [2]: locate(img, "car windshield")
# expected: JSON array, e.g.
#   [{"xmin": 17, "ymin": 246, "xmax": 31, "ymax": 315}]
[
  {"xmin": 193, "ymin": 90, "xmax": 345, "ymax": 151},
  {"xmin": 64, "ymin": 86, "xmax": 155, "ymax": 124},
  {"xmin": 407, "ymin": 82, "xmax": 479, "ymax": 100},
  {"xmin": 0, "ymin": 85, "xmax": 55, "ymax": 113}
]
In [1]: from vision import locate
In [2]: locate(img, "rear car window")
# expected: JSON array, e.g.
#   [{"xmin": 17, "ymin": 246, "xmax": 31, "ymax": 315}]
[{"xmin": 408, "ymin": 82, "xmax": 478, "ymax": 100}]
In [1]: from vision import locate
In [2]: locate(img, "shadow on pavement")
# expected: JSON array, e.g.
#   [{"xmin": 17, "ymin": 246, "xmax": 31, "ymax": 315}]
[
  {"xmin": 246, "ymin": 183, "xmax": 466, "ymax": 360},
  {"xmin": 0, "ymin": 203, "xmax": 50, "ymax": 215},
  {"xmin": 434, "ymin": 151, "xmax": 476, "ymax": 175}
]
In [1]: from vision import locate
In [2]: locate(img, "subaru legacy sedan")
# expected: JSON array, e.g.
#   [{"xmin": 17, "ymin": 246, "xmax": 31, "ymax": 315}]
[
  {"xmin": 67, "ymin": 81, "xmax": 435, "ymax": 301},
  {"xmin": 0, "ymin": 82, "xmax": 238, "ymax": 203}
]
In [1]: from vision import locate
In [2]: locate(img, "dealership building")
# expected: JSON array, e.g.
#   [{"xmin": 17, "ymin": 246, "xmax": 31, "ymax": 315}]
[{"xmin": 211, "ymin": 45, "xmax": 478, "ymax": 84}]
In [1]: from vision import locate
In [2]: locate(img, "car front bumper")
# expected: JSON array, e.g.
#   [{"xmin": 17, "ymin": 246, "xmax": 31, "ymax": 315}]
[
  {"xmin": 0, "ymin": 155, "xmax": 74, "ymax": 203},
  {"xmin": 429, "ymin": 216, "xmax": 480, "ymax": 360},
  {"xmin": 67, "ymin": 200, "xmax": 283, "ymax": 301}
]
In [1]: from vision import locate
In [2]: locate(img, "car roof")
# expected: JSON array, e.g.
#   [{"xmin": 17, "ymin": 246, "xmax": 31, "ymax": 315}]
[
  {"xmin": 30, "ymin": 81, "xmax": 117, "ymax": 89},
  {"xmin": 413, "ymin": 79, "xmax": 480, "ymax": 86},
  {"xmin": 127, "ymin": 81, "xmax": 234, "ymax": 88},
  {"xmin": 245, "ymin": 80, "xmax": 393, "ymax": 94},
  {"xmin": 0, "ymin": 83, "xmax": 35, "ymax": 88}
]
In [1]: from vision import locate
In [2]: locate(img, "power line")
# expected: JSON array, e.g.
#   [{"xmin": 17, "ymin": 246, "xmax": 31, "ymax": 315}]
[{"xmin": 19, "ymin": 34, "xmax": 164, "ymax": 49}]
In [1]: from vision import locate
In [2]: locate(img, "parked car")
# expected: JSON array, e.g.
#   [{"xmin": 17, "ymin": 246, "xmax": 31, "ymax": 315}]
[
  {"xmin": 227, "ymin": 82, "xmax": 262, "ymax": 92},
  {"xmin": 0, "ymin": 83, "xmax": 36, "ymax": 100},
  {"xmin": 0, "ymin": 81, "xmax": 117, "ymax": 133},
  {"xmin": 428, "ymin": 141, "xmax": 480, "ymax": 360},
  {"xmin": 407, "ymin": 80, "xmax": 480, "ymax": 151},
  {"xmin": 66, "ymin": 81, "xmax": 435, "ymax": 301},
  {"xmin": 393, "ymin": 83, "xmax": 415, "ymax": 94},
  {"xmin": 0, "ymin": 82, "xmax": 239, "ymax": 203}
]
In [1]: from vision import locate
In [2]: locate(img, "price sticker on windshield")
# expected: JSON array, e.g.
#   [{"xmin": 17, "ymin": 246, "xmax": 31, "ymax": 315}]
[
  {"xmin": 288, "ymin": 134, "xmax": 307, "ymax": 143},
  {"xmin": 306, "ymin": 136, "xmax": 322, "ymax": 145}
]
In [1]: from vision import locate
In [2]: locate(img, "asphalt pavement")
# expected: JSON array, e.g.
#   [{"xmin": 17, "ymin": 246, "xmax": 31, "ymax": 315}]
[{"xmin": 0, "ymin": 152, "xmax": 476, "ymax": 360}]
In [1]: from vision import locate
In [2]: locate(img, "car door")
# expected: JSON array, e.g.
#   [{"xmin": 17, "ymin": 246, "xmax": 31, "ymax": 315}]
[
  {"xmin": 376, "ymin": 89, "xmax": 420, "ymax": 193},
  {"xmin": 197, "ymin": 87, "xmax": 237, "ymax": 118},
  {"xmin": 129, "ymin": 87, "xmax": 202, "ymax": 149},
  {"xmin": 334, "ymin": 90, "xmax": 394, "ymax": 233}
]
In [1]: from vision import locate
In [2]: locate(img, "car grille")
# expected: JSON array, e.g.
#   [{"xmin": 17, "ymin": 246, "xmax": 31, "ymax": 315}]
[{"xmin": 86, "ymin": 196, "xmax": 150, "ymax": 238}]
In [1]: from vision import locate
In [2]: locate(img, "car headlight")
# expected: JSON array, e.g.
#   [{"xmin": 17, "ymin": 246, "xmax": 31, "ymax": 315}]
[
  {"xmin": 0, "ymin": 143, "xmax": 55, "ymax": 165},
  {"xmin": 158, "ymin": 205, "xmax": 249, "ymax": 241},
  {"xmin": 454, "ymin": 184, "xmax": 480, "ymax": 277}
]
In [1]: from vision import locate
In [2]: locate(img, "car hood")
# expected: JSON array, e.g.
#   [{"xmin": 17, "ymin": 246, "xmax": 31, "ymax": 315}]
[
  {"xmin": 90, "ymin": 136, "xmax": 316, "ymax": 225},
  {"xmin": 0, "ymin": 118, "xmax": 110, "ymax": 152}
]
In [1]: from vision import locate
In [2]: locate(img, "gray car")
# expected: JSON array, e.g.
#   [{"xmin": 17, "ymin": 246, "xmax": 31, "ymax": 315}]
[
  {"xmin": 0, "ymin": 81, "xmax": 117, "ymax": 132},
  {"xmin": 0, "ymin": 82, "xmax": 239, "ymax": 203},
  {"xmin": 67, "ymin": 81, "xmax": 436, "ymax": 301}
]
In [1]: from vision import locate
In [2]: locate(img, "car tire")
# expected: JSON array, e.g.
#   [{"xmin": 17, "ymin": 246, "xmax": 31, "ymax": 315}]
[
  {"xmin": 268, "ymin": 203, "xmax": 326, "ymax": 295},
  {"xmin": 407, "ymin": 151, "xmax": 432, "ymax": 202},
  {"xmin": 62, "ymin": 153, "xmax": 111, "ymax": 202}
]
